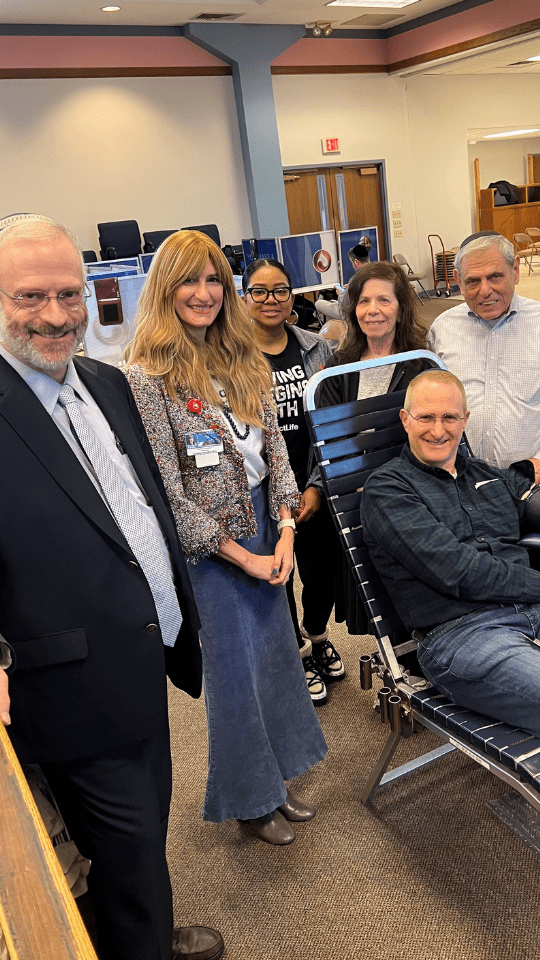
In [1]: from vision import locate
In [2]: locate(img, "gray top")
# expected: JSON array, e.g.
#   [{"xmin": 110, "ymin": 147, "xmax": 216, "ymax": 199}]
[{"xmin": 357, "ymin": 363, "xmax": 396, "ymax": 400}]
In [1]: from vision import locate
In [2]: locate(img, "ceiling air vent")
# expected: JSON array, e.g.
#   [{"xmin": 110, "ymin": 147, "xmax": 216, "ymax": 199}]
[{"xmin": 191, "ymin": 12, "xmax": 241, "ymax": 21}]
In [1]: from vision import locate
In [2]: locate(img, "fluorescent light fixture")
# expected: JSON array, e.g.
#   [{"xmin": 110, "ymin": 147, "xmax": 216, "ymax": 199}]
[
  {"xmin": 484, "ymin": 128, "xmax": 540, "ymax": 139},
  {"xmin": 526, "ymin": 55, "xmax": 540, "ymax": 61},
  {"xmin": 101, "ymin": 5, "xmax": 121, "ymax": 10},
  {"xmin": 327, "ymin": 0, "xmax": 418, "ymax": 6}
]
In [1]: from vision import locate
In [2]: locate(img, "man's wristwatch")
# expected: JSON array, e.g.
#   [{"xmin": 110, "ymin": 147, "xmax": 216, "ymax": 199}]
[{"xmin": 277, "ymin": 518, "xmax": 296, "ymax": 534}]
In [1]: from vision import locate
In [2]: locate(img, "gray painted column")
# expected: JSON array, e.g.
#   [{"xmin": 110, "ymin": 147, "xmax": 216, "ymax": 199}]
[{"xmin": 184, "ymin": 23, "xmax": 303, "ymax": 237}]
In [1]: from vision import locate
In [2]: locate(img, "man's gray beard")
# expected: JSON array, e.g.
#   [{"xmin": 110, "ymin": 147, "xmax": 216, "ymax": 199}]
[{"xmin": 0, "ymin": 305, "xmax": 88, "ymax": 373}]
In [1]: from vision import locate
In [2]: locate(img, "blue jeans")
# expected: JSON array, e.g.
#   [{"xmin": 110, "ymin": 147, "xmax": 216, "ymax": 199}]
[{"xmin": 418, "ymin": 603, "xmax": 540, "ymax": 737}]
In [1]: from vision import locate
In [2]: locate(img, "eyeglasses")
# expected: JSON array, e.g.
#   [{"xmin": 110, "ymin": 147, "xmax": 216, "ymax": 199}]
[
  {"xmin": 0, "ymin": 285, "xmax": 90, "ymax": 313},
  {"xmin": 246, "ymin": 285, "xmax": 292, "ymax": 303},
  {"xmin": 406, "ymin": 413, "xmax": 466, "ymax": 425}
]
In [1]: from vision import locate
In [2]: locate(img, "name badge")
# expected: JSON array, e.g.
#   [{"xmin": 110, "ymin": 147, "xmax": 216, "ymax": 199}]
[{"xmin": 185, "ymin": 431, "xmax": 223, "ymax": 468}]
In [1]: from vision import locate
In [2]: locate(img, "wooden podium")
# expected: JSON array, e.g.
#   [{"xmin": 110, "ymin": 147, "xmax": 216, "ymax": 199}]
[{"xmin": 0, "ymin": 722, "xmax": 97, "ymax": 960}]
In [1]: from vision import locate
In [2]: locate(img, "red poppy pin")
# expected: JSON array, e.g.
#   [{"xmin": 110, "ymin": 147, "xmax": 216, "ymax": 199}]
[{"xmin": 187, "ymin": 398, "xmax": 203, "ymax": 414}]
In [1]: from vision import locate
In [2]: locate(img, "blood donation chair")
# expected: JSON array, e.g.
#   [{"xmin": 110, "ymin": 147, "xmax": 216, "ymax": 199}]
[{"xmin": 304, "ymin": 351, "xmax": 540, "ymax": 851}]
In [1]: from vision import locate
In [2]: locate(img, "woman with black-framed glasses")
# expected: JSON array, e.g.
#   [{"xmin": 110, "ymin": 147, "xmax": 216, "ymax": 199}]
[{"xmin": 243, "ymin": 258, "xmax": 345, "ymax": 708}]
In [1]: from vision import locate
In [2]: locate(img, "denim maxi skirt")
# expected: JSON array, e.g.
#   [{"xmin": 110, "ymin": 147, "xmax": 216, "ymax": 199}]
[{"xmin": 187, "ymin": 478, "xmax": 328, "ymax": 823}]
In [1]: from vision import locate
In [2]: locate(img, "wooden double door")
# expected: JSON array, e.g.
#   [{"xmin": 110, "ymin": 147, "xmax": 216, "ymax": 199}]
[
  {"xmin": 528, "ymin": 153, "xmax": 540, "ymax": 184},
  {"xmin": 283, "ymin": 164, "xmax": 387, "ymax": 260}
]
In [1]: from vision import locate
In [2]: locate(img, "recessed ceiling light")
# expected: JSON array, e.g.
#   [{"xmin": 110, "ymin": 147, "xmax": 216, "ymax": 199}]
[
  {"xmin": 327, "ymin": 0, "xmax": 418, "ymax": 6},
  {"xmin": 484, "ymin": 128, "xmax": 540, "ymax": 138},
  {"xmin": 101, "ymin": 5, "xmax": 121, "ymax": 11}
]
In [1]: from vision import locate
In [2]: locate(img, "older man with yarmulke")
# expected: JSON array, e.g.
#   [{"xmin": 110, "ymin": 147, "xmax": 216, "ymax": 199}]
[
  {"xmin": 427, "ymin": 230, "xmax": 540, "ymax": 481},
  {"xmin": 0, "ymin": 213, "xmax": 223, "ymax": 960}
]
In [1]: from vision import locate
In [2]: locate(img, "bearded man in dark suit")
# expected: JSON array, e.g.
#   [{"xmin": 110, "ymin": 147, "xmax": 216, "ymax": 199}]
[{"xmin": 0, "ymin": 215, "xmax": 224, "ymax": 960}]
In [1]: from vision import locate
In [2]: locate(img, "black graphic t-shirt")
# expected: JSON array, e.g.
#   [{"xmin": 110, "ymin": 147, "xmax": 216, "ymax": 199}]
[{"xmin": 263, "ymin": 330, "xmax": 311, "ymax": 491}]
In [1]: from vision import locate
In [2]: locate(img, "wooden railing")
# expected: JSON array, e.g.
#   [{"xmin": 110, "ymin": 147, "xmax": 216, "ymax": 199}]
[{"xmin": 0, "ymin": 723, "xmax": 98, "ymax": 960}]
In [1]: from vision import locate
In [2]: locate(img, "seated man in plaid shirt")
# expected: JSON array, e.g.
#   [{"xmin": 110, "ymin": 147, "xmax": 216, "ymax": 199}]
[{"xmin": 361, "ymin": 369, "xmax": 540, "ymax": 737}]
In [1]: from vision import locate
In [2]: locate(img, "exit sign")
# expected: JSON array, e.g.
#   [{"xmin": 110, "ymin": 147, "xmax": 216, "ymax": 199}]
[{"xmin": 322, "ymin": 137, "xmax": 340, "ymax": 155}]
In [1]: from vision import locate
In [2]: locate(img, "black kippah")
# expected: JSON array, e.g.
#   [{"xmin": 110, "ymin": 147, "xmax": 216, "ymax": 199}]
[{"xmin": 460, "ymin": 230, "xmax": 500, "ymax": 249}]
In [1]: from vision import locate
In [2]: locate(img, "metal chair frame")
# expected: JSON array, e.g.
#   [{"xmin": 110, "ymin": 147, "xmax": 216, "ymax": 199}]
[
  {"xmin": 392, "ymin": 254, "xmax": 432, "ymax": 302},
  {"xmin": 513, "ymin": 232, "xmax": 538, "ymax": 275}
]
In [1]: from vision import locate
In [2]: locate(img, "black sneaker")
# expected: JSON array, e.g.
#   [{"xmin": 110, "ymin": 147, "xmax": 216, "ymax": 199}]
[{"xmin": 302, "ymin": 654, "xmax": 327, "ymax": 705}]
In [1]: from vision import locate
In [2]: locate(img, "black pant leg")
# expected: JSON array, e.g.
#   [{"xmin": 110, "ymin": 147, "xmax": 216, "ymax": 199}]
[
  {"xmin": 294, "ymin": 500, "xmax": 339, "ymax": 637},
  {"xmin": 42, "ymin": 712, "xmax": 174, "ymax": 960},
  {"xmin": 285, "ymin": 574, "xmax": 304, "ymax": 647}
]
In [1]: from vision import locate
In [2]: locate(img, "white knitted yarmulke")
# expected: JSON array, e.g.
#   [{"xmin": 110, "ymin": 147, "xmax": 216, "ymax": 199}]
[{"xmin": 0, "ymin": 213, "xmax": 55, "ymax": 231}]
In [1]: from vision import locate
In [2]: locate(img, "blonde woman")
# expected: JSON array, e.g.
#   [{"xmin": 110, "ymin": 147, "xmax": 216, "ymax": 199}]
[{"xmin": 125, "ymin": 231, "xmax": 327, "ymax": 845}]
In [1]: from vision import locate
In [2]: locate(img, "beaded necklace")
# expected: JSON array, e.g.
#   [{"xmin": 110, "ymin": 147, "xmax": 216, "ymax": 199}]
[{"xmin": 221, "ymin": 405, "xmax": 250, "ymax": 441}]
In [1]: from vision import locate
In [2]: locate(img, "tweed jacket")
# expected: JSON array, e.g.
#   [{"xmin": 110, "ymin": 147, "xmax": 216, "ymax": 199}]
[{"xmin": 126, "ymin": 364, "xmax": 301, "ymax": 563}]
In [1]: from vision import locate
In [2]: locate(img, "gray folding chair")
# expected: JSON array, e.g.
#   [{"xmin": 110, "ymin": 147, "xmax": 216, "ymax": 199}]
[
  {"xmin": 392, "ymin": 254, "xmax": 432, "ymax": 302},
  {"xmin": 513, "ymin": 233, "xmax": 537, "ymax": 275}
]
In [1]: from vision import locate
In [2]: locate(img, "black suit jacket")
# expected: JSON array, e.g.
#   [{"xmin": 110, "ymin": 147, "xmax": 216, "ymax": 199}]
[{"xmin": 0, "ymin": 355, "xmax": 202, "ymax": 764}]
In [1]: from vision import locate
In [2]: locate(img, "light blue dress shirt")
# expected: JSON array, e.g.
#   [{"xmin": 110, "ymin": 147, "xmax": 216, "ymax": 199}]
[{"xmin": 427, "ymin": 293, "xmax": 540, "ymax": 468}]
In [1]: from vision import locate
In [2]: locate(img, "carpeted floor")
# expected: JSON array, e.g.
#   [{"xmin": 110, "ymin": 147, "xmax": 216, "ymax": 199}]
[{"xmin": 166, "ymin": 605, "xmax": 540, "ymax": 960}]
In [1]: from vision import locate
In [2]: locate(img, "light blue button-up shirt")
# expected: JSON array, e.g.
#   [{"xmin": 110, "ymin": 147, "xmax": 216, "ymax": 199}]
[
  {"xmin": 427, "ymin": 293, "xmax": 540, "ymax": 468},
  {"xmin": 0, "ymin": 345, "xmax": 182, "ymax": 645}
]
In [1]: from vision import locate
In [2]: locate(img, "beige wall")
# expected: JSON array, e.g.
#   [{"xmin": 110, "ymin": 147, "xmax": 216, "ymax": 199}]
[
  {"xmin": 0, "ymin": 76, "xmax": 251, "ymax": 252},
  {"xmin": 469, "ymin": 135, "xmax": 540, "ymax": 189},
  {"xmin": 274, "ymin": 72, "xmax": 540, "ymax": 277},
  {"xmin": 2, "ymin": 71, "xmax": 540, "ymax": 277},
  {"xmin": 405, "ymin": 75, "xmax": 540, "ymax": 273},
  {"xmin": 467, "ymin": 135, "xmax": 540, "ymax": 223},
  {"xmin": 273, "ymin": 72, "xmax": 417, "ymax": 262}
]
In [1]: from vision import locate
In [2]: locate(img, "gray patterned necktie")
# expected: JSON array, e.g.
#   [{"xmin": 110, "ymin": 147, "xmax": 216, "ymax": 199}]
[{"xmin": 58, "ymin": 384, "xmax": 182, "ymax": 646}]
